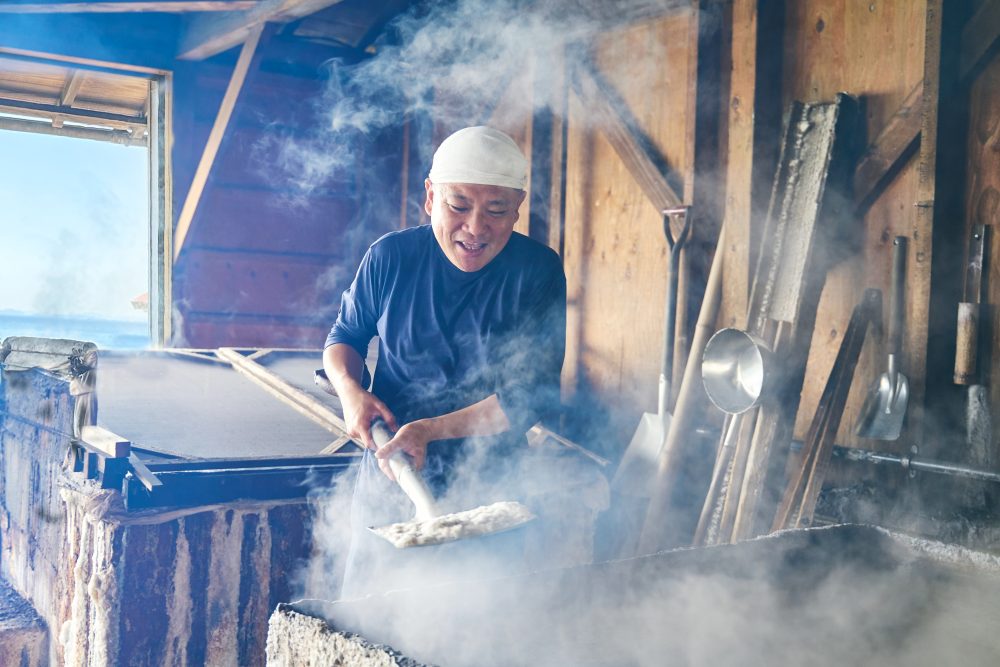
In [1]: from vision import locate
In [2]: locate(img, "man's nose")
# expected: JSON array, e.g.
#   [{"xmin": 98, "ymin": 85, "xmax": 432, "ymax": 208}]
[{"xmin": 465, "ymin": 208, "xmax": 489, "ymax": 235}]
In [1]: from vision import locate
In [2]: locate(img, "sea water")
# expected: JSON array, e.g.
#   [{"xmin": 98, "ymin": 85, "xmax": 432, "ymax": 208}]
[{"xmin": 0, "ymin": 311, "xmax": 149, "ymax": 350}]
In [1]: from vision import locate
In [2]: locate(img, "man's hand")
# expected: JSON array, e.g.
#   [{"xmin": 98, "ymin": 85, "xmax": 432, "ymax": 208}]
[
  {"xmin": 374, "ymin": 420, "xmax": 434, "ymax": 482},
  {"xmin": 338, "ymin": 383, "xmax": 397, "ymax": 451}
]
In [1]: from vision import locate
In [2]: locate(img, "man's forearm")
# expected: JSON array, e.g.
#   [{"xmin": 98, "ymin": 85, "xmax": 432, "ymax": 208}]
[
  {"xmin": 323, "ymin": 344, "xmax": 366, "ymax": 399},
  {"xmin": 420, "ymin": 394, "xmax": 511, "ymax": 441}
]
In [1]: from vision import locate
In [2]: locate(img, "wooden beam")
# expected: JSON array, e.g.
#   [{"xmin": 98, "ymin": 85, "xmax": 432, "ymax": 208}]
[
  {"xmin": 172, "ymin": 26, "xmax": 261, "ymax": 262},
  {"xmin": 0, "ymin": 96, "xmax": 145, "ymax": 129},
  {"xmin": 80, "ymin": 425, "xmax": 131, "ymax": 458},
  {"xmin": 0, "ymin": 1, "xmax": 256, "ymax": 13},
  {"xmin": 959, "ymin": 0, "xmax": 1000, "ymax": 81},
  {"xmin": 178, "ymin": 0, "xmax": 342, "ymax": 60},
  {"xmin": 570, "ymin": 60, "xmax": 683, "ymax": 213},
  {"xmin": 215, "ymin": 347, "xmax": 357, "ymax": 453},
  {"xmin": 0, "ymin": 114, "xmax": 145, "ymax": 145},
  {"xmin": 853, "ymin": 81, "xmax": 923, "ymax": 213},
  {"xmin": 59, "ymin": 70, "xmax": 85, "ymax": 107}
]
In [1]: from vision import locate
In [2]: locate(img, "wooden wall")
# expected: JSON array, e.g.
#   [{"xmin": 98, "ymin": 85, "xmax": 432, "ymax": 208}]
[
  {"xmin": 170, "ymin": 41, "xmax": 398, "ymax": 349},
  {"xmin": 966, "ymin": 49, "xmax": 1000, "ymax": 467},
  {"xmin": 778, "ymin": 1, "xmax": 931, "ymax": 457},
  {"xmin": 563, "ymin": 11, "xmax": 699, "ymax": 439}
]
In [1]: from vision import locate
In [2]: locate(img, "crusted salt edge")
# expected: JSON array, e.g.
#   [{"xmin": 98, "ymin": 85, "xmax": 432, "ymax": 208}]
[
  {"xmin": 870, "ymin": 525, "xmax": 1000, "ymax": 573},
  {"xmin": 371, "ymin": 501, "xmax": 535, "ymax": 548}
]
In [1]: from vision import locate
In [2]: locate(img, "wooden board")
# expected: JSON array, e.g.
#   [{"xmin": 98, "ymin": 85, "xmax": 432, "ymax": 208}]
[
  {"xmin": 966, "ymin": 52, "xmax": 1000, "ymax": 471},
  {"xmin": 782, "ymin": 0, "xmax": 929, "ymax": 455},
  {"xmin": 562, "ymin": 12, "xmax": 695, "ymax": 432},
  {"xmin": 175, "ymin": 248, "xmax": 342, "ymax": 318}
]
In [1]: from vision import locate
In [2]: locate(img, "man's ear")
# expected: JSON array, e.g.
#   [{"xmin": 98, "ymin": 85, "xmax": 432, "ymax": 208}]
[{"xmin": 424, "ymin": 179, "xmax": 435, "ymax": 216}]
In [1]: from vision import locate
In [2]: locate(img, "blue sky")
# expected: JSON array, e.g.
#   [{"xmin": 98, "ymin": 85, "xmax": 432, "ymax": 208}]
[{"xmin": 0, "ymin": 129, "xmax": 148, "ymax": 322}]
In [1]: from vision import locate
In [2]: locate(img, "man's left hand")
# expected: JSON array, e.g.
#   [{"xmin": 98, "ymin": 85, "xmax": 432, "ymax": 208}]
[{"xmin": 374, "ymin": 420, "xmax": 435, "ymax": 482}]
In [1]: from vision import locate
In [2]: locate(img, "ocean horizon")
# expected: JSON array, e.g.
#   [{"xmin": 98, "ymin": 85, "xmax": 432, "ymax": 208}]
[{"xmin": 0, "ymin": 311, "xmax": 149, "ymax": 350}]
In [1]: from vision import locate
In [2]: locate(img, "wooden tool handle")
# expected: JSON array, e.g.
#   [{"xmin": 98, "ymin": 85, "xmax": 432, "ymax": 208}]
[
  {"xmin": 888, "ymin": 237, "xmax": 907, "ymax": 357},
  {"xmin": 954, "ymin": 302, "xmax": 980, "ymax": 385},
  {"xmin": 371, "ymin": 419, "xmax": 438, "ymax": 520}
]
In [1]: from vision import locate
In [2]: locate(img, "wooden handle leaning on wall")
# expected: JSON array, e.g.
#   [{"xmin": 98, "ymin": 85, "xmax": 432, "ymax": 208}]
[
  {"xmin": 954, "ymin": 302, "xmax": 980, "ymax": 385},
  {"xmin": 638, "ymin": 224, "xmax": 727, "ymax": 555}
]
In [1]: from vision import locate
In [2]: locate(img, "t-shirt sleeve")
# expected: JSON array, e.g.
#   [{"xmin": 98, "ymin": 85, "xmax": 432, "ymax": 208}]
[
  {"xmin": 493, "ymin": 259, "xmax": 567, "ymax": 436},
  {"xmin": 324, "ymin": 245, "xmax": 382, "ymax": 360}
]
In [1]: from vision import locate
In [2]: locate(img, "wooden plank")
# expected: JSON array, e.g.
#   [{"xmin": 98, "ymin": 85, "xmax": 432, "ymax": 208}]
[
  {"xmin": 58, "ymin": 70, "xmax": 84, "ymax": 106},
  {"xmin": 853, "ymin": 81, "xmax": 923, "ymax": 213},
  {"xmin": 176, "ymin": 248, "xmax": 340, "ymax": 316},
  {"xmin": 128, "ymin": 453, "xmax": 163, "ymax": 491},
  {"xmin": 569, "ymin": 60, "xmax": 683, "ymax": 212},
  {"xmin": 0, "ymin": 115, "xmax": 144, "ymax": 145},
  {"xmin": 562, "ymin": 14, "xmax": 693, "ymax": 420},
  {"xmin": 178, "ymin": 0, "xmax": 342, "ymax": 60},
  {"xmin": 173, "ymin": 26, "xmax": 262, "ymax": 262},
  {"xmin": 0, "ymin": 96, "xmax": 145, "ymax": 128},
  {"xmin": 718, "ymin": 0, "xmax": 751, "ymax": 330},
  {"xmin": 959, "ymin": 0, "xmax": 1000, "ymax": 81},
  {"xmin": 904, "ymin": 0, "xmax": 943, "ymax": 458},
  {"xmin": 783, "ymin": 0, "xmax": 927, "ymax": 455},
  {"xmin": 215, "ymin": 347, "xmax": 355, "ymax": 452},
  {"xmin": 0, "ymin": 1, "xmax": 256, "ymax": 12},
  {"xmin": 79, "ymin": 425, "xmax": 131, "ymax": 458}
]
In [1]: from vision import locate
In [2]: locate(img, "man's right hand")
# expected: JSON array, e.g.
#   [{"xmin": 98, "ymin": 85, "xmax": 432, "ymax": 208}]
[
  {"xmin": 338, "ymin": 383, "xmax": 398, "ymax": 451},
  {"xmin": 323, "ymin": 344, "xmax": 397, "ymax": 451}
]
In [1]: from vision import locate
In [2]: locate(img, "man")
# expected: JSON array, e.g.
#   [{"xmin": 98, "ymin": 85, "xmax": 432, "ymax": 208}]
[{"xmin": 323, "ymin": 126, "xmax": 566, "ymax": 488}]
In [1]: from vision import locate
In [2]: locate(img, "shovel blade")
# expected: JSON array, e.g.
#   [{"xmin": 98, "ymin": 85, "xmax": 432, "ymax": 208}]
[
  {"xmin": 855, "ymin": 372, "xmax": 909, "ymax": 440},
  {"xmin": 612, "ymin": 412, "xmax": 669, "ymax": 497}
]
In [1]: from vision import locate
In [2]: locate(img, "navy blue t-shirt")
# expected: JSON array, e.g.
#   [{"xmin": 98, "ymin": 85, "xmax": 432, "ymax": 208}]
[{"xmin": 326, "ymin": 224, "xmax": 566, "ymax": 476}]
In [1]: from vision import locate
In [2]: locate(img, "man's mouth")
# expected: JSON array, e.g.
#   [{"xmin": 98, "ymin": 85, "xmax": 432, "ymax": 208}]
[{"xmin": 456, "ymin": 240, "xmax": 487, "ymax": 255}]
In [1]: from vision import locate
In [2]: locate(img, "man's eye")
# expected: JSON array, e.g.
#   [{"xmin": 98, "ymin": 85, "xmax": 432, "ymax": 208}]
[
  {"xmin": 448, "ymin": 204, "xmax": 469, "ymax": 213},
  {"xmin": 488, "ymin": 210, "xmax": 508, "ymax": 217}
]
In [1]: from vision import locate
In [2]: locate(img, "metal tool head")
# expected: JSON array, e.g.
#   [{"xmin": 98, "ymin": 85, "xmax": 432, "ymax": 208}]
[
  {"xmin": 701, "ymin": 328, "xmax": 774, "ymax": 415},
  {"xmin": 855, "ymin": 366, "xmax": 909, "ymax": 441}
]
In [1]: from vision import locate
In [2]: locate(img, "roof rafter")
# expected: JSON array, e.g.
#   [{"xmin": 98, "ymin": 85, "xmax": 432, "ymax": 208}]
[{"xmin": 177, "ymin": 0, "xmax": 343, "ymax": 60}]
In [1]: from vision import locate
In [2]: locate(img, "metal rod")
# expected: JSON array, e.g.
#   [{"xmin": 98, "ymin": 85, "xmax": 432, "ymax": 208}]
[{"xmin": 790, "ymin": 440, "xmax": 1000, "ymax": 484}]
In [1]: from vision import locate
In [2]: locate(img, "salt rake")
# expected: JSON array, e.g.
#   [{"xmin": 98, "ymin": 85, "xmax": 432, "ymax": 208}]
[{"xmin": 367, "ymin": 419, "xmax": 535, "ymax": 549}]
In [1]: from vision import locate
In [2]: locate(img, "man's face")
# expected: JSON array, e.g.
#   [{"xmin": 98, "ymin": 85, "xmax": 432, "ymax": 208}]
[{"xmin": 424, "ymin": 180, "xmax": 526, "ymax": 272}]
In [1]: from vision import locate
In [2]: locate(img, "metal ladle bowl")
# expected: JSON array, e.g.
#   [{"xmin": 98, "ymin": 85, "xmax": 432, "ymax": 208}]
[{"xmin": 701, "ymin": 328, "xmax": 773, "ymax": 414}]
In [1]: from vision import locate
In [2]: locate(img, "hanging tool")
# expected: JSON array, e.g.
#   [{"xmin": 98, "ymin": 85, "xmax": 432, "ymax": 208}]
[
  {"xmin": 613, "ymin": 206, "xmax": 692, "ymax": 496},
  {"xmin": 954, "ymin": 225, "xmax": 992, "ymax": 496},
  {"xmin": 367, "ymin": 419, "xmax": 535, "ymax": 549},
  {"xmin": 856, "ymin": 236, "xmax": 909, "ymax": 440}
]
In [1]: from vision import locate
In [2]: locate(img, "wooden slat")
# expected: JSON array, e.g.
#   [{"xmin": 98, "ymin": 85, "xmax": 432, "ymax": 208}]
[
  {"xmin": 0, "ymin": 96, "xmax": 145, "ymax": 129},
  {"xmin": 215, "ymin": 347, "xmax": 356, "ymax": 452},
  {"xmin": 173, "ymin": 26, "xmax": 261, "ymax": 262},
  {"xmin": 903, "ymin": 0, "xmax": 944, "ymax": 458},
  {"xmin": 959, "ymin": 0, "xmax": 1000, "ymax": 81},
  {"xmin": 853, "ymin": 81, "xmax": 923, "ymax": 213},
  {"xmin": 570, "ymin": 60, "xmax": 683, "ymax": 212},
  {"xmin": 0, "ymin": 115, "xmax": 145, "ymax": 145},
  {"xmin": 80, "ymin": 425, "xmax": 131, "ymax": 458},
  {"xmin": 58, "ymin": 70, "xmax": 84, "ymax": 106},
  {"xmin": 178, "ymin": 0, "xmax": 341, "ymax": 60},
  {"xmin": 0, "ymin": 1, "xmax": 256, "ymax": 12}
]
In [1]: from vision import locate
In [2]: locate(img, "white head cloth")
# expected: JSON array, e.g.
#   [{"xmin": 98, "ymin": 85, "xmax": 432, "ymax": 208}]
[{"xmin": 428, "ymin": 126, "xmax": 528, "ymax": 190}]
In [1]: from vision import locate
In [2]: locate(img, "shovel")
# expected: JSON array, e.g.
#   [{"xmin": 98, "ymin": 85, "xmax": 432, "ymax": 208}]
[
  {"xmin": 856, "ymin": 236, "xmax": 909, "ymax": 440},
  {"xmin": 366, "ymin": 419, "xmax": 535, "ymax": 549},
  {"xmin": 612, "ymin": 206, "xmax": 692, "ymax": 495}
]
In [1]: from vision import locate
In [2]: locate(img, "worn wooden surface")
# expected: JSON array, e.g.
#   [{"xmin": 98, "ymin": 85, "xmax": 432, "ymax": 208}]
[
  {"xmin": 782, "ymin": 0, "xmax": 929, "ymax": 455},
  {"xmin": 966, "ymin": 51, "xmax": 1000, "ymax": 477},
  {"xmin": 563, "ymin": 12, "xmax": 695, "ymax": 429}
]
